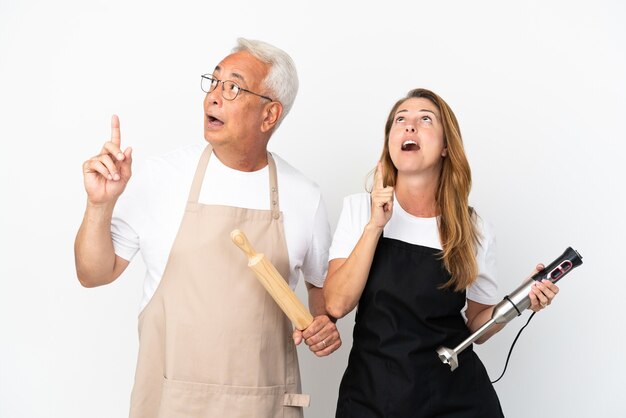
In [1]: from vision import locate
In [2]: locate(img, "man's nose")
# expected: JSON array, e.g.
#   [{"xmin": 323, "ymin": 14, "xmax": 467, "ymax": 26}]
[{"xmin": 205, "ymin": 84, "xmax": 222, "ymax": 106}]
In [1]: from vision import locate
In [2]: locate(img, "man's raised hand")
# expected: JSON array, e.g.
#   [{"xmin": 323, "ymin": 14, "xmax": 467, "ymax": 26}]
[{"xmin": 82, "ymin": 115, "xmax": 133, "ymax": 205}]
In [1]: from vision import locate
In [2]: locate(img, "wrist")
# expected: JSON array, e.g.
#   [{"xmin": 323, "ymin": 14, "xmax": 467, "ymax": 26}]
[
  {"xmin": 364, "ymin": 222, "xmax": 384, "ymax": 236},
  {"xmin": 84, "ymin": 200, "xmax": 116, "ymax": 223}
]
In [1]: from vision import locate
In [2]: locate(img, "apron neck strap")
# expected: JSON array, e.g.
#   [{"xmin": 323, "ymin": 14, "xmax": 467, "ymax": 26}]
[
  {"xmin": 188, "ymin": 145, "xmax": 281, "ymax": 217},
  {"xmin": 268, "ymin": 151, "xmax": 280, "ymax": 220},
  {"xmin": 187, "ymin": 145, "xmax": 213, "ymax": 203}
]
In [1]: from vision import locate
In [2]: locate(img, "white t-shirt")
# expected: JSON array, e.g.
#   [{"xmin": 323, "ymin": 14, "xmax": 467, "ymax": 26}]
[
  {"xmin": 329, "ymin": 193, "xmax": 499, "ymax": 305},
  {"xmin": 111, "ymin": 143, "xmax": 331, "ymax": 311}
]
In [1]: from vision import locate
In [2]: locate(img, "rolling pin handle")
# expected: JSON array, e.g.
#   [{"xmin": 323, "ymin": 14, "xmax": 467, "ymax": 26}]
[{"xmin": 230, "ymin": 229, "xmax": 256, "ymax": 259}]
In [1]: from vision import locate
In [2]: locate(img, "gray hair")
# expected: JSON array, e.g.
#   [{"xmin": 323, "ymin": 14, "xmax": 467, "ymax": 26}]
[{"xmin": 233, "ymin": 38, "xmax": 299, "ymax": 128}]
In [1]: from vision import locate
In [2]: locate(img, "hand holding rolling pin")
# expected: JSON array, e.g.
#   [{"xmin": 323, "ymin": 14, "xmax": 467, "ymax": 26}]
[
  {"xmin": 231, "ymin": 230, "xmax": 341, "ymax": 357},
  {"xmin": 292, "ymin": 299, "xmax": 341, "ymax": 358}
]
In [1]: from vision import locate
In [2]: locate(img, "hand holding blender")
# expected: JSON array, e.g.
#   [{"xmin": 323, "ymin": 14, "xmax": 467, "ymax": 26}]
[{"xmin": 437, "ymin": 247, "xmax": 583, "ymax": 371}]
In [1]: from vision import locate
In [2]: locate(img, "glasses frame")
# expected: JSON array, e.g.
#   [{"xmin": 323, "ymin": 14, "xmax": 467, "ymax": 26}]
[{"xmin": 200, "ymin": 74, "xmax": 274, "ymax": 102}]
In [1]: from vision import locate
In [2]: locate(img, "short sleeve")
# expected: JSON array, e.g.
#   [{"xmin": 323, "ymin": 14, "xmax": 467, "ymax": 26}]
[
  {"xmin": 466, "ymin": 216, "xmax": 499, "ymax": 305},
  {"xmin": 301, "ymin": 195, "xmax": 331, "ymax": 287},
  {"xmin": 111, "ymin": 215, "xmax": 140, "ymax": 261},
  {"xmin": 329, "ymin": 194, "xmax": 370, "ymax": 261}
]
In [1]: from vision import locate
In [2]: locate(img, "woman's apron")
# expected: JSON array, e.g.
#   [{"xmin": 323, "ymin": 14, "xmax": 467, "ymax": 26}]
[
  {"xmin": 129, "ymin": 145, "xmax": 308, "ymax": 418},
  {"xmin": 336, "ymin": 237, "xmax": 503, "ymax": 418}
]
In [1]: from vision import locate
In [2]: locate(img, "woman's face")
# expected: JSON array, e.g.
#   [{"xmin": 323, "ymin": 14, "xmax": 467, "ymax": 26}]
[{"xmin": 388, "ymin": 97, "xmax": 446, "ymax": 178}]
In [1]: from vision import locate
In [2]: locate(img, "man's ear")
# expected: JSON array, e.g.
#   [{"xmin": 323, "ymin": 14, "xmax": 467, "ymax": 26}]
[{"xmin": 261, "ymin": 102, "xmax": 283, "ymax": 133}]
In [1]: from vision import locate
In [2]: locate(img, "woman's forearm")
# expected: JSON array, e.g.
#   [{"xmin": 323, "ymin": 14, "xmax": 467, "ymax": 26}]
[{"xmin": 324, "ymin": 223, "xmax": 383, "ymax": 319}]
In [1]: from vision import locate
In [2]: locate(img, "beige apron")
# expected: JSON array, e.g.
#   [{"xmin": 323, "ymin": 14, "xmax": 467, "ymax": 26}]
[{"xmin": 129, "ymin": 145, "xmax": 308, "ymax": 418}]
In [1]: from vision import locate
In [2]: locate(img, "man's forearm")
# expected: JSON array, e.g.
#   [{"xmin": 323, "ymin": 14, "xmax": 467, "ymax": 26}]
[
  {"xmin": 306, "ymin": 283, "xmax": 332, "ymax": 319},
  {"xmin": 74, "ymin": 202, "xmax": 122, "ymax": 287}
]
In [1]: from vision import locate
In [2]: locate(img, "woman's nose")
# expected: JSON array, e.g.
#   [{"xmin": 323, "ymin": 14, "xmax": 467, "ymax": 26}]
[{"xmin": 405, "ymin": 125, "xmax": 416, "ymax": 133}]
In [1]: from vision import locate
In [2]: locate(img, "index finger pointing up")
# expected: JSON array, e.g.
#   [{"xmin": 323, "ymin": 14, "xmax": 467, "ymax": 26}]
[{"xmin": 111, "ymin": 114, "xmax": 121, "ymax": 145}]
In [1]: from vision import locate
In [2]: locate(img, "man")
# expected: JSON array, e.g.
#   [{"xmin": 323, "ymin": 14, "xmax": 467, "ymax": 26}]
[{"xmin": 74, "ymin": 38, "xmax": 340, "ymax": 418}]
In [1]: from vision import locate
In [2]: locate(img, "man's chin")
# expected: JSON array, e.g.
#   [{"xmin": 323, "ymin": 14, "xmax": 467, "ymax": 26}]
[{"xmin": 203, "ymin": 132, "xmax": 223, "ymax": 144}]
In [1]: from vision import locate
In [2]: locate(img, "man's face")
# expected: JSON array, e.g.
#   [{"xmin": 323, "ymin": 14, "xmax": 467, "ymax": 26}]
[{"xmin": 203, "ymin": 51, "xmax": 271, "ymax": 152}]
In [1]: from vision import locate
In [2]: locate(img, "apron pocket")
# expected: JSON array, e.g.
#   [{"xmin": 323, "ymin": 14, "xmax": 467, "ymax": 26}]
[{"xmin": 159, "ymin": 377, "xmax": 304, "ymax": 418}]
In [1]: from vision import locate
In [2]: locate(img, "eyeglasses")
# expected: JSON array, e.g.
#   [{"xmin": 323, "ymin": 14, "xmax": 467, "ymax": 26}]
[{"xmin": 200, "ymin": 74, "xmax": 273, "ymax": 102}]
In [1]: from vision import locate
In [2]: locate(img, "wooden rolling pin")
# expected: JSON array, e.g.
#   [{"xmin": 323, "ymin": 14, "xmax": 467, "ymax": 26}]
[{"xmin": 231, "ymin": 229, "xmax": 314, "ymax": 330}]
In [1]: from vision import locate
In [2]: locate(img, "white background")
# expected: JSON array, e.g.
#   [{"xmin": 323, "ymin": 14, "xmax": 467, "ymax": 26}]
[{"xmin": 1, "ymin": 0, "xmax": 625, "ymax": 417}]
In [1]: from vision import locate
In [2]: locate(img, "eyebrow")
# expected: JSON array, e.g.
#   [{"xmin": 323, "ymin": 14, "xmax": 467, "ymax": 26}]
[
  {"xmin": 213, "ymin": 65, "xmax": 246, "ymax": 83},
  {"xmin": 395, "ymin": 109, "xmax": 438, "ymax": 117}
]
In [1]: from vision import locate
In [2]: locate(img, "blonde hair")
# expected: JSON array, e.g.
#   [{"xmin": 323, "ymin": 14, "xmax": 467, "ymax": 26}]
[{"xmin": 378, "ymin": 88, "xmax": 480, "ymax": 291}]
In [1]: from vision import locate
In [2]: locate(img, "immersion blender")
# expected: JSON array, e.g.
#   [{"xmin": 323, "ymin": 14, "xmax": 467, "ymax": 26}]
[{"xmin": 436, "ymin": 247, "xmax": 583, "ymax": 371}]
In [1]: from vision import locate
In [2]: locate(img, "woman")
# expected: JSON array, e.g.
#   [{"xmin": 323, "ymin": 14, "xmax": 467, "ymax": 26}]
[{"xmin": 324, "ymin": 88, "xmax": 558, "ymax": 417}]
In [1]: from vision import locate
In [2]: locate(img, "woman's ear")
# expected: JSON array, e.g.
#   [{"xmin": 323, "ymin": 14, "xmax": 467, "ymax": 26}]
[
  {"xmin": 261, "ymin": 102, "xmax": 283, "ymax": 133},
  {"xmin": 441, "ymin": 147, "xmax": 448, "ymax": 157}
]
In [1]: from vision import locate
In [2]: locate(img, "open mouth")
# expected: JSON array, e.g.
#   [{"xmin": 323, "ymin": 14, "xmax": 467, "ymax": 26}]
[
  {"xmin": 206, "ymin": 115, "xmax": 224, "ymax": 127},
  {"xmin": 401, "ymin": 140, "xmax": 420, "ymax": 151}
]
